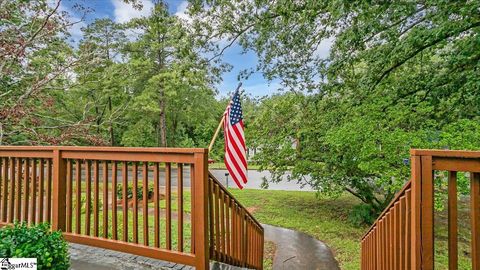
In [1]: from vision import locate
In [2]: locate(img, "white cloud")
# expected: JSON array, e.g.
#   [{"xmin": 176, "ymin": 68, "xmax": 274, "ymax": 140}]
[
  {"xmin": 313, "ymin": 37, "xmax": 334, "ymax": 59},
  {"xmin": 175, "ymin": 1, "xmax": 191, "ymax": 23},
  {"xmin": 112, "ymin": 0, "xmax": 153, "ymax": 23}
]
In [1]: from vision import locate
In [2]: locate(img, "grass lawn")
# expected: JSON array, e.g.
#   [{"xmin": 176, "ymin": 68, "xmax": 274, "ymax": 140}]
[{"xmin": 229, "ymin": 189, "xmax": 367, "ymax": 270}]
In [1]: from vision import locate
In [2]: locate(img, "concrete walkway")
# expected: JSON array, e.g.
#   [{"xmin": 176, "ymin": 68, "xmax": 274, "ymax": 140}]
[{"xmin": 263, "ymin": 224, "xmax": 340, "ymax": 270}]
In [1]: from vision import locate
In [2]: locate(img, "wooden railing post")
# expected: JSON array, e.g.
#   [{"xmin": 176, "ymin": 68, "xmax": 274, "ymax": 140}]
[
  {"xmin": 410, "ymin": 155, "xmax": 422, "ymax": 270},
  {"xmin": 193, "ymin": 150, "xmax": 209, "ymax": 270},
  {"xmin": 52, "ymin": 149, "xmax": 67, "ymax": 231}
]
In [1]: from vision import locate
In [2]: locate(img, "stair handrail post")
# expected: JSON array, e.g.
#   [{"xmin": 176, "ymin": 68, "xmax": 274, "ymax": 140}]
[
  {"xmin": 52, "ymin": 148, "xmax": 67, "ymax": 231},
  {"xmin": 193, "ymin": 150, "xmax": 210, "ymax": 270}
]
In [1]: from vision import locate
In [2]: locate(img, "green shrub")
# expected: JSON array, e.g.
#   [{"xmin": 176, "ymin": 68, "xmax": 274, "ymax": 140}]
[
  {"xmin": 116, "ymin": 183, "xmax": 154, "ymax": 200},
  {"xmin": 0, "ymin": 223, "xmax": 70, "ymax": 270},
  {"xmin": 349, "ymin": 204, "xmax": 376, "ymax": 226}
]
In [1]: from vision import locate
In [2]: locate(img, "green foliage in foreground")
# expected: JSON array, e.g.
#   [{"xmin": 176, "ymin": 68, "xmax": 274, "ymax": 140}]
[{"xmin": 0, "ymin": 223, "xmax": 70, "ymax": 270}]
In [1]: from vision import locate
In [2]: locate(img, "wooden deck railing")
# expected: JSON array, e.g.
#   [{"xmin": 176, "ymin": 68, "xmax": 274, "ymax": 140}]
[
  {"xmin": 361, "ymin": 149, "xmax": 480, "ymax": 270},
  {"xmin": 209, "ymin": 172, "xmax": 264, "ymax": 269},
  {"xmin": 0, "ymin": 146, "xmax": 264, "ymax": 270}
]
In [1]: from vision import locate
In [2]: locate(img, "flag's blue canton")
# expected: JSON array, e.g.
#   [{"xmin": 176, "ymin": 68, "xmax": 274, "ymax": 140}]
[{"xmin": 229, "ymin": 91, "xmax": 243, "ymax": 125}]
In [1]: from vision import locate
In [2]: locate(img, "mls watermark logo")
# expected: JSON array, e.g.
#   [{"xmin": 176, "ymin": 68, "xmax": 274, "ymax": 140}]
[{"xmin": 0, "ymin": 258, "xmax": 37, "ymax": 270}]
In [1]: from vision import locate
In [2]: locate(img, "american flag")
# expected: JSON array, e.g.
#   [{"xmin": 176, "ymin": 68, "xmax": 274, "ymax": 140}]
[{"xmin": 224, "ymin": 89, "xmax": 247, "ymax": 189}]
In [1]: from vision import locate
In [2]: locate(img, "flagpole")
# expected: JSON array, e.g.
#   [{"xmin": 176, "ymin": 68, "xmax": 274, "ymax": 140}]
[{"xmin": 208, "ymin": 82, "xmax": 242, "ymax": 153}]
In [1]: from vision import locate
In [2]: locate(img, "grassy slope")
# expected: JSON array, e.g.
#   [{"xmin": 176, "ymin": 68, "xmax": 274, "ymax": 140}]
[{"xmin": 229, "ymin": 189, "xmax": 367, "ymax": 270}]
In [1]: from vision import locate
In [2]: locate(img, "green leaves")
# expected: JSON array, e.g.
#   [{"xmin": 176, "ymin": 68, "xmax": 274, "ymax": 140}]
[{"xmin": 0, "ymin": 223, "xmax": 70, "ymax": 270}]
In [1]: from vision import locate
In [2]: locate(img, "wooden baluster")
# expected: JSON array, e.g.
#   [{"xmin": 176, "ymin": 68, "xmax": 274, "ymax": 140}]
[
  {"xmin": 15, "ymin": 158, "xmax": 22, "ymax": 221},
  {"xmin": 153, "ymin": 162, "xmax": 160, "ymax": 248},
  {"xmin": 93, "ymin": 160, "xmax": 99, "ymax": 237},
  {"xmin": 165, "ymin": 162, "xmax": 172, "ymax": 250},
  {"xmin": 395, "ymin": 202, "xmax": 401, "ymax": 270},
  {"xmin": 85, "ymin": 160, "xmax": 91, "ymax": 235},
  {"xmin": 406, "ymin": 190, "xmax": 412, "ymax": 268},
  {"xmin": 214, "ymin": 184, "xmax": 220, "ymax": 260},
  {"xmin": 142, "ymin": 162, "xmax": 149, "ymax": 246},
  {"xmin": 471, "ymin": 172, "xmax": 480, "ymax": 270},
  {"xmin": 232, "ymin": 202, "xmax": 237, "ymax": 265},
  {"xmin": 242, "ymin": 211, "xmax": 247, "ymax": 267},
  {"xmin": 22, "ymin": 158, "xmax": 29, "ymax": 222},
  {"xmin": 153, "ymin": 162, "xmax": 159, "ymax": 248},
  {"xmin": 238, "ymin": 205, "xmax": 243, "ymax": 266},
  {"xmin": 103, "ymin": 161, "xmax": 108, "ymax": 238},
  {"xmin": 8, "ymin": 158, "xmax": 15, "ymax": 223},
  {"xmin": 379, "ymin": 219, "xmax": 383, "ymax": 270},
  {"xmin": 225, "ymin": 194, "xmax": 231, "ymax": 262},
  {"xmin": 400, "ymin": 196, "xmax": 406, "ymax": 270},
  {"xmin": 38, "ymin": 159, "xmax": 44, "ymax": 224},
  {"xmin": 46, "ymin": 158, "xmax": 52, "ymax": 223},
  {"xmin": 132, "ymin": 162, "xmax": 138, "ymax": 244},
  {"xmin": 448, "ymin": 171, "xmax": 458, "ymax": 270},
  {"xmin": 112, "ymin": 162, "xmax": 118, "ymax": 240},
  {"xmin": 30, "ymin": 158, "xmax": 37, "ymax": 225},
  {"xmin": 220, "ymin": 189, "xmax": 226, "ymax": 260},
  {"xmin": 75, "ymin": 159, "xmax": 81, "ymax": 234},
  {"xmin": 177, "ymin": 163, "xmax": 183, "ymax": 251},
  {"xmin": 122, "ymin": 161, "xmax": 128, "ymax": 242},
  {"xmin": 208, "ymin": 178, "xmax": 214, "ymax": 257},
  {"xmin": 387, "ymin": 212, "xmax": 391, "ymax": 269},
  {"xmin": 391, "ymin": 210, "xmax": 395, "ymax": 270},
  {"xmin": 66, "ymin": 159, "xmax": 72, "ymax": 232},
  {"xmin": 1, "ymin": 158, "xmax": 7, "ymax": 221},
  {"xmin": 190, "ymin": 164, "xmax": 195, "ymax": 253}
]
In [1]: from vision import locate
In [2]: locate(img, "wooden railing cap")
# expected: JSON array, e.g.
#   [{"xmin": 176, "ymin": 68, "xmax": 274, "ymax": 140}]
[
  {"xmin": 0, "ymin": 146, "xmax": 208, "ymax": 153},
  {"xmin": 411, "ymin": 148, "xmax": 480, "ymax": 158}
]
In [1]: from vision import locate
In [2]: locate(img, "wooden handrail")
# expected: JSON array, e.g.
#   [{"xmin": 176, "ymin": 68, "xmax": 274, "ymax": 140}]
[
  {"xmin": 361, "ymin": 149, "xmax": 480, "ymax": 270},
  {"xmin": 0, "ymin": 146, "xmax": 264, "ymax": 270}
]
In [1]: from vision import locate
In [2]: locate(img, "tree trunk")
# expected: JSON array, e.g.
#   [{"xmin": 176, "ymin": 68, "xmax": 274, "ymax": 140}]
[
  {"xmin": 156, "ymin": 27, "xmax": 167, "ymax": 147},
  {"xmin": 108, "ymin": 97, "xmax": 115, "ymax": 146},
  {"xmin": 158, "ymin": 89, "xmax": 167, "ymax": 147}
]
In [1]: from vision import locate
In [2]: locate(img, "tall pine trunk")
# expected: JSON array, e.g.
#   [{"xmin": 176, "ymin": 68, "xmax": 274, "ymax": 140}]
[{"xmin": 158, "ymin": 88, "xmax": 167, "ymax": 147}]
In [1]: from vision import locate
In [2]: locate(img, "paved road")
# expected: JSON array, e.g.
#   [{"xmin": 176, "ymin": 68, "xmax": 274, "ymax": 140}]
[
  {"xmin": 263, "ymin": 224, "xmax": 340, "ymax": 270},
  {"xmin": 210, "ymin": 170, "xmax": 314, "ymax": 191},
  {"xmin": 72, "ymin": 167, "xmax": 314, "ymax": 191}
]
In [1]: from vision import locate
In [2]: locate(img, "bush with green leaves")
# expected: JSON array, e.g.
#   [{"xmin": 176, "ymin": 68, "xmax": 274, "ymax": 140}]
[
  {"xmin": 0, "ymin": 223, "xmax": 70, "ymax": 270},
  {"xmin": 116, "ymin": 183, "xmax": 154, "ymax": 201}
]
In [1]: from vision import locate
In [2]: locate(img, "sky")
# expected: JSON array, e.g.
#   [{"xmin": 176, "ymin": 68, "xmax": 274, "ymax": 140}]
[{"xmin": 60, "ymin": 0, "xmax": 329, "ymax": 98}]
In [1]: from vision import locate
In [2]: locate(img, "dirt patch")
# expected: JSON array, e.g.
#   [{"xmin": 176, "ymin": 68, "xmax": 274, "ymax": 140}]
[{"xmin": 246, "ymin": 206, "xmax": 258, "ymax": 214}]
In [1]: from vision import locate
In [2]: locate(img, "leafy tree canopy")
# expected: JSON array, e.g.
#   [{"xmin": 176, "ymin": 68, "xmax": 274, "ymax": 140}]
[{"xmin": 189, "ymin": 0, "xmax": 480, "ymax": 215}]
